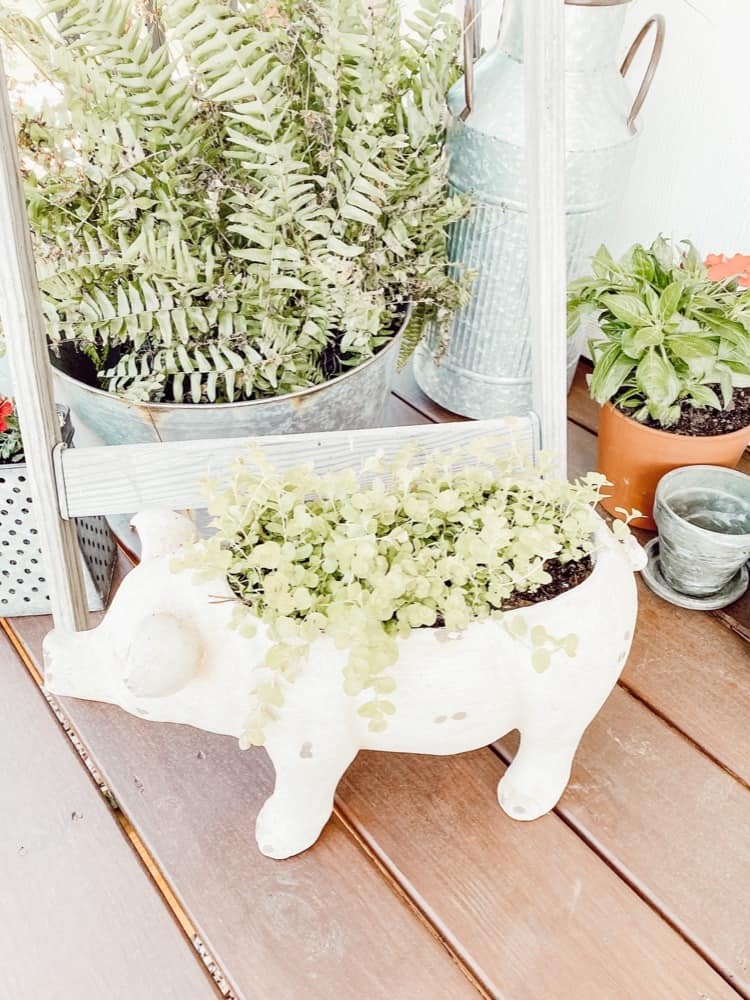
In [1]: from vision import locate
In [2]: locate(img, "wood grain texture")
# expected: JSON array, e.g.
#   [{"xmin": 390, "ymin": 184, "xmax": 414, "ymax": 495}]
[
  {"xmin": 623, "ymin": 580, "xmax": 750, "ymax": 784},
  {"xmin": 524, "ymin": 0, "xmax": 568, "ymax": 470},
  {"xmin": 0, "ymin": 630, "xmax": 217, "ymax": 1000},
  {"xmin": 496, "ymin": 685, "xmax": 750, "ymax": 993},
  {"xmin": 9, "ymin": 586, "xmax": 481, "ymax": 1000},
  {"xmin": 336, "ymin": 747, "xmax": 738, "ymax": 999},
  {"xmin": 393, "ymin": 362, "xmax": 467, "ymax": 423},
  {"xmin": 58, "ymin": 413, "xmax": 536, "ymax": 518},
  {"xmin": 566, "ymin": 418, "xmax": 750, "ymax": 784},
  {"xmin": 0, "ymin": 54, "xmax": 88, "ymax": 630}
]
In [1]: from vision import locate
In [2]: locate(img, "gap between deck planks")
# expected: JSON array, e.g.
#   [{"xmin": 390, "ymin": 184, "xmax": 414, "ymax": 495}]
[
  {"xmin": 394, "ymin": 362, "xmax": 750, "ymax": 994},
  {"xmin": 0, "ymin": 628, "xmax": 218, "ymax": 1000},
  {"xmin": 7, "ymin": 600, "xmax": 740, "ymax": 1000},
  {"xmin": 6, "ymin": 607, "xmax": 484, "ymax": 1000},
  {"xmin": 4, "ymin": 385, "xmax": 749, "ymax": 998}
]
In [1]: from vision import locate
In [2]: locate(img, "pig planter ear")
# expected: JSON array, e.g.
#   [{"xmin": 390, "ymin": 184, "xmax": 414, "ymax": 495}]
[{"xmin": 43, "ymin": 509, "xmax": 644, "ymax": 862}]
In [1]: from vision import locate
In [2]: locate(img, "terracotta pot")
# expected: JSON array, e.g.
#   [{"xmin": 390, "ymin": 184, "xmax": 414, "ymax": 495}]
[{"xmin": 597, "ymin": 403, "xmax": 750, "ymax": 531}]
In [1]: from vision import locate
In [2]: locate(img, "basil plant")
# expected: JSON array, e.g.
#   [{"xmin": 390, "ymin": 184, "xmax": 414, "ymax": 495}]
[{"xmin": 568, "ymin": 238, "xmax": 750, "ymax": 428}]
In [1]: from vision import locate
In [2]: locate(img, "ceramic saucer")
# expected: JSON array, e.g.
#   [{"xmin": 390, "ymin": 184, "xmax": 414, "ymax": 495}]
[{"xmin": 641, "ymin": 537, "xmax": 749, "ymax": 611}]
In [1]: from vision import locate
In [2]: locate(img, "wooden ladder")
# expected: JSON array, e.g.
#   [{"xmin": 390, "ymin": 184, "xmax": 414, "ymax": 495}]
[{"xmin": 0, "ymin": 0, "xmax": 568, "ymax": 634}]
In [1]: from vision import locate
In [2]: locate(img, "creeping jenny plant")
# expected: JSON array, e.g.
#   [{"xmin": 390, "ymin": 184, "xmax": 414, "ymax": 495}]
[
  {"xmin": 568, "ymin": 238, "xmax": 750, "ymax": 428},
  {"xmin": 1, "ymin": 0, "xmax": 470, "ymax": 403},
  {"xmin": 179, "ymin": 446, "xmax": 606, "ymax": 746}
]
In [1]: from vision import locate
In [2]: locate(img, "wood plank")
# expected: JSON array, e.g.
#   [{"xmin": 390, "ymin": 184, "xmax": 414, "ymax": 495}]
[
  {"xmin": 336, "ymin": 747, "xmax": 738, "ymax": 999},
  {"xmin": 523, "ymin": 0, "xmax": 568, "ymax": 466},
  {"xmin": 0, "ymin": 54, "xmax": 88, "ymax": 630},
  {"xmin": 0, "ymin": 629, "xmax": 217, "ymax": 1000},
  {"xmin": 393, "ymin": 362, "xmax": 467, "ymax": 424},
  {"xmin": 9, "ymin": 590, "xmax": 481, "ymax": 1000},
  {"xmin": 567, "ymin": 419, "xmax": 750, "ymax": 783},
  {"xmin": 623, "ymin": 579, "xmax": 750, "ymax": 783},
  {"xmin": 58, "ymin": 412, "xmax": 536, "ymax": 519},
  {"xmin": 383, "ymin": 392, "xmax": 431, "ymax": 428},
  {"xmin": 496, "ymin": 685, "xmax": 750, "ymax": 994}
]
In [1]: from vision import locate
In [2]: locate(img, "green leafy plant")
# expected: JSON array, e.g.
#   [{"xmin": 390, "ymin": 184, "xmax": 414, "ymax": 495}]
[
  {"xmin": 0, "ymin": 397, "xmax": 24, "ymax": 463},
  {"xmin": 568, "ymin": 237, "xmax": 750, "ymax": 427},
  {"xmin": 177, "ymin": 444, "xmax": 605, "ymax": 746},
  {"xmin": 1, "ymin": 0, "xmax": 471, "ymax": 404}
]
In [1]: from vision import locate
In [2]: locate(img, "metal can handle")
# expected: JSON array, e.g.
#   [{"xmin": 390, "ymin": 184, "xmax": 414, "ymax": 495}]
[
  {"xmin": 620, "ymin": 14, "xmax": 666, "ymax": 132},
  {"xmin": 460, "ymin": 0, "xmax": 480, "ymax": 122}
]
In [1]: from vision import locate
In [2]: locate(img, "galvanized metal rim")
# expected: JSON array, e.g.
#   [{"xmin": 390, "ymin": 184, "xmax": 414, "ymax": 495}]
[
  {"xmin": 655, "ymin": 464, "xmax": 750, "ymax": 541},
  {"xmin": 52, "ymin": 307, "xmax": 410, "ymax": 413}
]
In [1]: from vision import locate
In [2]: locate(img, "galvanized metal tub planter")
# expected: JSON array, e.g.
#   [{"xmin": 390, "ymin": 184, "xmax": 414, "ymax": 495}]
[
  {"xmin": 0, "ymin": 408, "xmax": 115, "ymax": 616},
  {"xmin": 51, "ymin": 320, "xmax": 405, "ymax": 547},
  {"xmin": 648, "ymin": 465, "xmax": 750, "ymax": 608},
  {"xmin": 414, "ymin": 0, "xmax": 665, "ymax": 418}
]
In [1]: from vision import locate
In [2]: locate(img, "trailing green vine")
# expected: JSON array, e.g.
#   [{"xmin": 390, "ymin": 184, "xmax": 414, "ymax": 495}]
[{"xmin": 176, "ymin": 444, "xmax": 606, "ymax": 746}]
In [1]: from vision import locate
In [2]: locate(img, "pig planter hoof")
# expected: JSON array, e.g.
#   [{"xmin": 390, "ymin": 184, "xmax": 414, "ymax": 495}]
[{"xmin": 42, "ymin": 510, "xmax": 643, "ymax": 859}]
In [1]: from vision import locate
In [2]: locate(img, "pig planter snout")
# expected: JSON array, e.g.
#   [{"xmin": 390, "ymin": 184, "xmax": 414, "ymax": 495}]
[{"xmin": 43, "ymin": 510, "xmax": 642, "ymax": 860}]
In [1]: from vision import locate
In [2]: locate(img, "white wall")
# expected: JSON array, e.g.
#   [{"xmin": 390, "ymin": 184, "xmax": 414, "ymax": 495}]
[
  {"xmin": 613, "ymin": 0, "xmax": 750, "ymax": 256},
  {"xmin": 453, "ymin": 0, "xmax": 750, "ymax": 256}
]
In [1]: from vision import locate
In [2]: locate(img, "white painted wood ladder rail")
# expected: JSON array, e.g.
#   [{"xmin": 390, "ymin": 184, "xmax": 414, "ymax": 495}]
[{"xmin": 0, "ymin": 0, "xmax": 567, "ymax": 633}]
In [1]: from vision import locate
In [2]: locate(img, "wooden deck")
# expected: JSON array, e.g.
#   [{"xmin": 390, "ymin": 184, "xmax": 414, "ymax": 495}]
[{"xmin": 1, "ymin": 360, "xmax": 748, "ymax": 1000}]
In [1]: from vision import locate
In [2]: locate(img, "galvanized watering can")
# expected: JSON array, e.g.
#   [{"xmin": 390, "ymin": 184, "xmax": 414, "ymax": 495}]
[{"xmin": 414, "ymin": 0, "xmax": 665, "ymax": 418}]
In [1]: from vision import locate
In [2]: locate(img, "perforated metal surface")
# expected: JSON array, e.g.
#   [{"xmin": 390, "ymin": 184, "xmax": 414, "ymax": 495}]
[{"xmin": 0, "ymin": 462, "xmax": 115, "ymax": 617}]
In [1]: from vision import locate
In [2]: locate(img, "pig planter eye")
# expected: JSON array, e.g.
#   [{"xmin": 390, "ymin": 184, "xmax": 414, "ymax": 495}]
[{"xmin": 42, "ymin": 467, "xmax": 644, "ymax": 860}]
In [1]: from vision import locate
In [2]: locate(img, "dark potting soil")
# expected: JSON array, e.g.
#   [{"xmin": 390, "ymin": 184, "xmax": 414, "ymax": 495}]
[
  {"xmin": 499, "ymin": 554, "xmax": 594, "ymax": 611},
  {"xmin": 319, "ymin": 303, "xmax": 408, "ymax": 380},
  {"xmin": 616, "ymin": 385, "xmax": 750, "ymax": 437},
  {"xmin": 431, "ymin": 554, "xmax": 594, "ymax": 627}
]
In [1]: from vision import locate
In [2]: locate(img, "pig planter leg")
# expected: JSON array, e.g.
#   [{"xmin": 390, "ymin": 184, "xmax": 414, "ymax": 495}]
[
  {"xmin": 257, "ymin": 734, "xmax": 358, "ymax": 860},
  {"xmin": 497, "ymin": 721, "xmax": 588, "ymax": 821}
]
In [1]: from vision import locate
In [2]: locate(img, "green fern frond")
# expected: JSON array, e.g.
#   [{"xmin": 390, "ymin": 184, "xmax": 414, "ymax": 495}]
[{"xmin": 3, "ymin": 0, "xmax": 471, "ymax": 404}]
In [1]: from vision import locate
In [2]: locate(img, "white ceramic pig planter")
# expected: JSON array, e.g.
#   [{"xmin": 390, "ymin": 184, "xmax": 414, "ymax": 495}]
[{"xmin": 43, "ymin": 510, "xmax": 646, "ymax": 860}]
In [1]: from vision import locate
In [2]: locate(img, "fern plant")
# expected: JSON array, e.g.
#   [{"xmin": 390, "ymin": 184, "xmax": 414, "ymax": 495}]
[{"xmin": 1, "ymin": 0, "xmax": 470, "ymax": 403}]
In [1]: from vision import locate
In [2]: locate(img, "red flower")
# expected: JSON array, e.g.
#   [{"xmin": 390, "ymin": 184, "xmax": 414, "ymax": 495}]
[
  {"xmin": 0, "ymin": 398, "xmax": 13, "ymax": 434},
  {"xmin": 705, "ymin": 252, "xmax": 750, "ymax": 288}
]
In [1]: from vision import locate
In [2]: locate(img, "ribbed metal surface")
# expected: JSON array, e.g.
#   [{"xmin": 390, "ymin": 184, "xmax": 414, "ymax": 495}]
[{"xmin": 414, "ymin": 0, "xmax": 651, "ymax": 419}]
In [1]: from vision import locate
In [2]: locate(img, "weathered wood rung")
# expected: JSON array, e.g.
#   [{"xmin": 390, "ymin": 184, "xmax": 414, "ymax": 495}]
[{"xmin": 55, "ymin": 416, "xmax": 539, "ymax": 518}]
